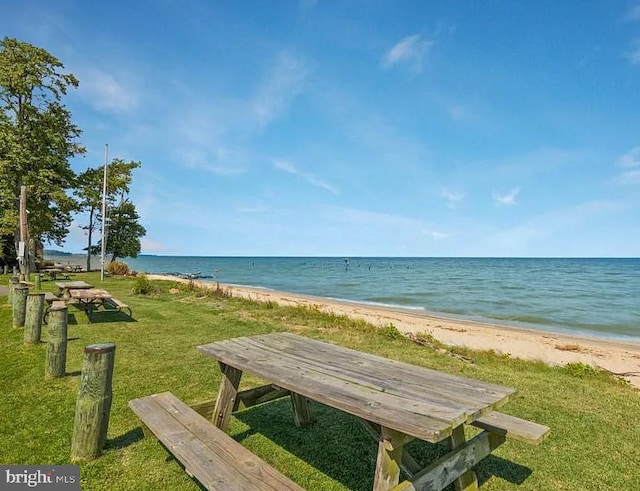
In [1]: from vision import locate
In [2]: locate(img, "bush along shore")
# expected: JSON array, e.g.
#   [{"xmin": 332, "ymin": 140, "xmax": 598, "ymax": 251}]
[{"xmin": 1, "ymin": 272, "xmax": 639, "ymax": 490}]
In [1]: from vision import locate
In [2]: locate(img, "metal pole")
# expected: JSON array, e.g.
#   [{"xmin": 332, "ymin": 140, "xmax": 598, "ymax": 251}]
[{"xmin": 100, "ymin": 144, "xmax": 108, "ymax": 281}]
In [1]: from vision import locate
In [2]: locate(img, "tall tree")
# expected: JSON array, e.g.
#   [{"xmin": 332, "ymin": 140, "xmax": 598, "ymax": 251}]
[
  {"xmin": 0, "ymin": 37, "xmax": 84, "ymax": 272},
  {"xmin": 100, "ymin": 199, "xmax": 146, "ymax": 263},
  {"xmin": 75, "ymin": 159, "xmax": 141, "ymax": 271}
]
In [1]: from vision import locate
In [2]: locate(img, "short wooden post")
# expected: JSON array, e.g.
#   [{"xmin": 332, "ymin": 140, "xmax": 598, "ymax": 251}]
[
  {"xmin": 12, "ymin": 266, "xmax": 18, "ymax": 276},
  {"xmin": 2, "ymin": 265, "xmax": 7, "ymax": 275},
  {"xmin": 7, "ymin": 276, "xmax": 19, "ymax": 304},
  {"xmin": 19, "ymin": 273, "xmax": 25, "ymax": 282},
  {"xmin": 71, "ymin": 343, "xmax": 116, "ymax": 462},
  {"xmin": 12, "ymin": 283, "xmax": 29, "ymax": 328},
  {"xmin": 24, "ymin": 293, "xmax": 45, "ymax": 344},
  {"xmin": 34, "ymin": 273, "xmax": 41, "ymax": 290},
  {"xmin": 45, "ymin": 305, "xmax": 68, "ymax": 378}
]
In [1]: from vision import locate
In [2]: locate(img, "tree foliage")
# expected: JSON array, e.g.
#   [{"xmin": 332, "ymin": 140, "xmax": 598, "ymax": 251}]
[
  {"xmin": 75, "ymin": 159, "xmax": 141, "ymax": 270},
  {"xmin": 100, "ymin": 200, "xmax": 146, "ymax": 263},
  {"xmin": 0, "ymin": 37, "xmax": 84, "ymax": 253}
]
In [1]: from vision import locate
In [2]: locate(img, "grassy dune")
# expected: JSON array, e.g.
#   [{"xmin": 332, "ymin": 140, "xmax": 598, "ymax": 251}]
[{"xmin": 1, "ymin": 272, "xmax": 639, "ymax": 490}]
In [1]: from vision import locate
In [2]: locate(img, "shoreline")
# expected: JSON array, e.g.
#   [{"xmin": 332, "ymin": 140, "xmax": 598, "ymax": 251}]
[{"xmin": 147, "ymin": 274, "xmax": 640, "ymax": 389}]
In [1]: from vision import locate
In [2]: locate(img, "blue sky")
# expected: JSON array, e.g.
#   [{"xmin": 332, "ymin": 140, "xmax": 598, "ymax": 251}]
[{"xmin": 2, "ymin": 1, "xmax": 640, "ymax": 257}]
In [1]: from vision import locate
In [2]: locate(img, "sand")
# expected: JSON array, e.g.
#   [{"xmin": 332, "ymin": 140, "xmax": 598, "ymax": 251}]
[{"xmin": 148, "ymin": 275, "xmax": 640, "ymax": 389}]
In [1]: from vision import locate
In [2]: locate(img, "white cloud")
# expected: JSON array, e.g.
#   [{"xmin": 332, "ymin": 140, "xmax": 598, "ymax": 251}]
[
  {"xmin": 382, "ymin": 34, "xmax": 434, "ymax": 70},
  {"xmin": 273, "ymin": 159, "xmax": 338, "ymax": 194},
  {"xmin": 79, "ymin": 68, "xmax": 138, "ymax": 112},
  {"xmin": 493, "ymin": 187, "xmax": 521, "ymax": 206},
  {"xmin": 253, "ymin": 53, "xmax": 310, "ymax": 127},
  {"xmin": 619, "ymin": 147, "xmax": 640, "ymax": 167},
  {"xmin": 612, "ymin": 170, "xmax": 640, "ymax": 185},
  {"xmin": 440, "ymin": 188, "xmax": 465, "ymax": 208},
  {"xmin": 611, "ymin": 147, "xmax": 640, "ymax": 185}
]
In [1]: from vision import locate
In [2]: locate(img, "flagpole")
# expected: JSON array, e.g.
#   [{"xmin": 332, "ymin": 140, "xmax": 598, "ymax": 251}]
[{"xmin": 100, "ymin": 144, "xmax": 108, "ymax": 281}]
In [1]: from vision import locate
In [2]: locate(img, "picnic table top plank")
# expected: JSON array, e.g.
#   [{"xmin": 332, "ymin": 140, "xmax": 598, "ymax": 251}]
[
  {"xmin": 199, "ymin": 339, "xmax": 455, "ymax": 441},
  {"xmin": 248, "ymin": 333, "xmax": 514, "ymax": 409},
  {"xmin": 55, "ymin": 281, "xmax": 93, "ymax": 290},
  {"xmin": 198, "ymin": 333, "xmax": 516, "ymax": 442},
  {"xmin": 232, "ymin": 337, "xmax": 492, "ymax": 421},
  {"xmin": 68, "ymin": 288, "xmax": 112, "ymax": 299}
]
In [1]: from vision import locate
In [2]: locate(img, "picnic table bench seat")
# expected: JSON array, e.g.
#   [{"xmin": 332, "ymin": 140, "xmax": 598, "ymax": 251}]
[
  {"xmin": 129, "ymin": 392, "xmax": 303, "ymax": 491},
  {"xmin": 103, "ymin": 297, "xmax": 132, "ymax": 317},
  {"xmin": 44, "ymin": 292, "xmax": 59, "ymax": 303},
  {"xmin": 471, "ymin": 410, "xmax": 550, "ymax": 445}
]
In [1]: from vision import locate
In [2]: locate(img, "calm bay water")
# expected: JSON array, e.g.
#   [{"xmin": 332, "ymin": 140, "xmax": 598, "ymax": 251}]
[{"xmin": 122, "ymin": 256, "xmax": 640, "ymax": 341}]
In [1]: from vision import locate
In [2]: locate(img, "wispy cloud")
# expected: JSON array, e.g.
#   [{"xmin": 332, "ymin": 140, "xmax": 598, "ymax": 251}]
[
  {"xmin": 253, "ymin": 52, "xmax": 310, "ymax": 127},
  {"xmin": 273, "ymin": 159, "xmax": 338, "ymax": 194},
  {"xmin": 79, "ymin": 68, "xmax": 138, "ymax": 112},
  {"xmin": 612, "ymin": 147, "xmax": 640, "ymax": 185},
  {"xmin": 627, "ymin": 4, "xmax": 640, "ymax": 21},
  {"xmin": 627, "ymin": 40, "xmax": 640, "ymax": 65},
  {"xmin": 619, "ymin": 147, "xmax": 640, "ymax": 167},
  {"xmin": 382, "ymin": 34, "xmax": 434, "ymax": 71},
  {"xmin": 440, "ymin": 188, "xmax": 465, "ymax": 209},
  {"xmin": 493, "ymin": 187, "xmax": 521, "ymax": 206}
]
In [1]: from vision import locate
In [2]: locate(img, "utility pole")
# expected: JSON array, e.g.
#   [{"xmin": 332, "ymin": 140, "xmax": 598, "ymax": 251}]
[
  {"xmin": 100, "ymin": 145, "xmax": 108, "ymax": 281},
  {"xmin": 18, "ymin": 185, "xmax": 29, "ymax": 278}
]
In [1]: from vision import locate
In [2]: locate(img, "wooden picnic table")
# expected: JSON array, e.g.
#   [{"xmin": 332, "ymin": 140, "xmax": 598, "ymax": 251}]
[
  {"xmin": 197, "ymin": 333, "xmax": 535, "ymax": 491},
  {"xmin": 68, "ymin": 288, "xmax": 112, "ymax": 321},
  {"xmin": 55, "ymin": 280, "xmax": 93, "ymax": 299}
]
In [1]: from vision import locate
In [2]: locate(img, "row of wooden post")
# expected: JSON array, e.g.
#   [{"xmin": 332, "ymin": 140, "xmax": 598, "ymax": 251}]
[{"xmin": 7, "ymin": 276, "xmax": 116, "ymax": 462}]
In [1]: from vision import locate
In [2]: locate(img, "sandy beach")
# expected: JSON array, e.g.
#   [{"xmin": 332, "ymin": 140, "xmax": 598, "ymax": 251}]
[{"xmin": 147, "ymin": 274, "xmax": 640, "ymax": 389}]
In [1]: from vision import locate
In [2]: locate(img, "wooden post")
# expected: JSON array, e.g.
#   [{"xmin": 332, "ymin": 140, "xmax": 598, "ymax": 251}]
[
  {"xmin": 34, "ymin": 273, "xmax": 41, "ymax": 290},
  {"xmin": 12, "ymin": 283, "xmax": 29, "ymax": 328},
  {"xmin": 24, "ymin": 293, "xmax": 45, "ymax": 344},
  {"xmin": 45, "ymin": 305, "xmax": 68, "ymax": 378},
  {"xmin": 7, "ymin": 276, "xmax": 19, "ymax": 304},
  {"xmin": 12, "ymin": 266, "xmax": 18, "ymax": 276},
  {"xmin": 71, "ymin": 343, "xmax": 116, "ymax": 461},
  {"xmin": 2, "ymin": 265, "xmax": 7, "ymax": 275}
]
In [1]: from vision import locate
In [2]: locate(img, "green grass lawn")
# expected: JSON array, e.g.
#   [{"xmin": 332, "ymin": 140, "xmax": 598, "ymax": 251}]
[{"xmin": 1, "ymin": 272, "xmax": 639, "ymax": 490}]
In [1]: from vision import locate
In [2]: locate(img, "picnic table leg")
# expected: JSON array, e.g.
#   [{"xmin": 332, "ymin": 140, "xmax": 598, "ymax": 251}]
[
  {"xmin": 290, "ymin": 392, "xmax": 316, "ymax": 428},
  {"xmin": 450, "ymin": 425, "xmax": 478, "ymax": 491},
  {"xmin": 373, "ymin": 427, "xmax": 406, "ymax": 491},
  {"xmin": 212, "ymin": 362, "xmax": 243, "ymax": 431}
]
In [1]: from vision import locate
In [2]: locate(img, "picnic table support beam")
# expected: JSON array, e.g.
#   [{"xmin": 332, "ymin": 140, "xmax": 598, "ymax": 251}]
[
  {"xmin": 190, "ymin": 384, "xmax": 291, "ymax": 420},
  {"xmin": 392, "ymin": 430, "xmax": 505, "ymax": 491},
  {"xmin": 290, "ymin": 392, "xmax": 316, "ymax": 428},
  {"xmin": 211, "ymin": 362, "xmax": 242, "ymax": 431},
  {"xmin": 373, "ymin": 427, "xmax": 407, "ymax": 491},
  {"xmin": 450, "ymin": 425, "xmax": 477, "ymax": 491},
  {"xmin": 360, "ymin": 419, "xmax": 421, "ymax": 477}
]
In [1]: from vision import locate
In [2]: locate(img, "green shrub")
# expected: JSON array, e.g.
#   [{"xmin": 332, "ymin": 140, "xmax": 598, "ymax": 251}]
[
  {"xmin": 106, "ymin": 261, "xmax": 130, "ymax": 276},
  {"xmin": 379, "ymin": 323, "xmax": 403, "ymax": 340},
  {"xmin": 564, "ymin": 362, "xmax": 599, "ymax": 378},
  {"xmin": 132, "ymin": 275, "xmax": 157, "ymax": 295}
]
